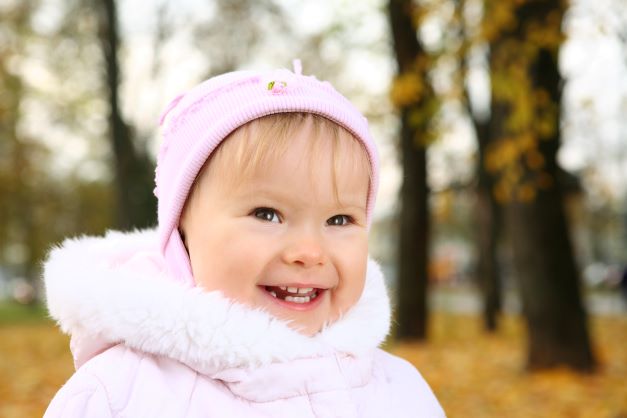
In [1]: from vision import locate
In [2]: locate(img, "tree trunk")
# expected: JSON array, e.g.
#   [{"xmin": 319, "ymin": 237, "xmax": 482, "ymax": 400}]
[
  {"xmin": 505, "ymin": 182, "xmax": 595, "ymax": 370},
  {"xmin": 397, "ymin": 115, "xmax": 430, "ymax": 339},
  {"xmin": 97, "ymin": 0, "xmax": 156, "ymax": 230},
  {"xmin": 388, "ymin": 0, "xmax": 434, "ymax": 340},
  {"xmin": 456, "ymin": 0, "xmax": 503, "ymax": 331},
  {"xmin": 487, "ymin": 0, "xmax": 596, "ymax": 371},
  {"xmin": 475, "ymin": 119, "xmax": 502, "ymax": 332}
]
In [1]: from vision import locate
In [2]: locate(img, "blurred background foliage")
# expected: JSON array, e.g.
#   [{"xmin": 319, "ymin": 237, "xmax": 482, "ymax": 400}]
[{"xmin": 1, "ymin": 0, "xmax": 626, "ymax": 416}]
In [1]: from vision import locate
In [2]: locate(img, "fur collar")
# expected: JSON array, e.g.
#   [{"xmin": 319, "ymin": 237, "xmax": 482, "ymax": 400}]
[{"xmin": 43, "ymin": 229, "xmax": 391, "ymax": 375}]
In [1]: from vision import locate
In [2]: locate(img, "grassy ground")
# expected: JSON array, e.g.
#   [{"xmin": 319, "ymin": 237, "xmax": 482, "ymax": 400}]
[
  {"xmin": 1, "ymin": 302, "xmax": 626, "ymax": 417},
  {"xmin": 0, "ymin": 301, "xmax": 50, "ymax": 325}
]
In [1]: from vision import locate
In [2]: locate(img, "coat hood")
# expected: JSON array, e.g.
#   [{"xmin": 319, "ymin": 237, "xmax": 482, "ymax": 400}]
[{"xmin": 43, "ymin": 229, "xmax": 392, "ymax": 375}]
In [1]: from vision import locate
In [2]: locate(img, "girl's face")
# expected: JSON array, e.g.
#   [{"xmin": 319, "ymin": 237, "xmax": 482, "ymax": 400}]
[{"xmin": 179, "ymin": 119, "xmax": 370, "ymax": 335}]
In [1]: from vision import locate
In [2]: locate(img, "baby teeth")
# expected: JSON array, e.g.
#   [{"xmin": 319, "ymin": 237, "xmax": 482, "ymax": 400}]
[
  {"xmin": 266, "ymin": 286, "xmax": 320, "ymax": 303},
  {"xmin": 282, "ymin": 286, "xmax": 314, "ymax": 294},
  {"xmin": 285, "ymin": 296, "xmax": 311, "ymax": 304}
]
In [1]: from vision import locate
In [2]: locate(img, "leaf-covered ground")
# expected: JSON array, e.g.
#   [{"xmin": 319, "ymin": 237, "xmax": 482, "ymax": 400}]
[
  {"xmin": 1, "ymin": 313, "xmax": 625, "ymax": 417},
  {"xmin": 0, "ymin": 323, "xmax": 74, "ymax": 418},
  {"xmin": 391, "ymin": 314, "xmax": 627, "ymax": 418}
]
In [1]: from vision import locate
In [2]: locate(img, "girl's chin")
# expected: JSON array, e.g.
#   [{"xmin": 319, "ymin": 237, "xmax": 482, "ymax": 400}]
[
  {"xmin": 265, "ymin": 305, "xmax": 327, "ymax": 335},
  {"xmin": 287, "ymin": 321, "xmax": 323, "ymax": 336},
  {"xmin": 260, "ymin": 300, "xmax": 330, "ymax": 336},
  {"xmin": 249, "ymin": 286, "xmax": 342, "ymax": 335}
]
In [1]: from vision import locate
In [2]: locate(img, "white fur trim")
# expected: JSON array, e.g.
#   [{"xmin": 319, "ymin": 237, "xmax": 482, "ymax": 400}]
[{"xmin": 43, "ymin": 229, "xmax": 391, "ymax": 374}]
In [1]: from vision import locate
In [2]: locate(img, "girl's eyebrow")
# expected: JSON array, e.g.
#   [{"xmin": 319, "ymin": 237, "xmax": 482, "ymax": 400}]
[
  {"xmin": 237, "ymin": 185, "xmax": 367, "ymax": 211},
  {"xmin": 335, "ymin": 204, "xmax": 367, "ymax": 212}
]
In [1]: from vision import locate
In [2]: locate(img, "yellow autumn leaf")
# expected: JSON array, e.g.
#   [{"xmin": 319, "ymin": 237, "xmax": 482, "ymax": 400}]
[
  {"xmin": 526, "ymin": 149, "xmax": 545, "ymax": 170},
  {"xmin": 390, "ymin": 72, "xmax": 424, "ymax": 108},
  {"xmin": 517, "ymin": 182, "xmax": 537, "ymax": 202},
  {"xmin": 536, "ymin": 171, "xmax": 554, "ymax": 189}
]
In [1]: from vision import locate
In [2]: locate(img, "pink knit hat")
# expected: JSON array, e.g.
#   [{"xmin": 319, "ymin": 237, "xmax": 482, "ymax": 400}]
[{"xmin": 155, "ymin": 62, "xmax": 380, "ymax": 285}]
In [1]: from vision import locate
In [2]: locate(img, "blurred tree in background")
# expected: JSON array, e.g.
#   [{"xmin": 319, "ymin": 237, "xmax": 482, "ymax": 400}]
[
  {"xmin": 0, "ymin": 1, "xmax": 114, "ymax": 287},
  {"xmin": 96, "ymin": 0, "xmax": 156, "ymax": 229},
  {"xmin": 388, "ymin": 0, "xmax": 438, "ymax": 340},
  {"xmin": 387, "ymin": 0, "xmax": 599, "ymax": 371},
  {"xmin": 483, "ymin": 0, "xmax": 596, "ymax": 371},
  {"xmin": 459, "ymin": 0, "xmax": 504, "ymax": 333}
]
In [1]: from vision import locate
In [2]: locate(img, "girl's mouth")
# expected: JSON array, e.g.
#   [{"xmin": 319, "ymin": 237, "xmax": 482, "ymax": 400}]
[{"xmin": 261, "ymin": 285, "xmax": 324, "ymax": 307}]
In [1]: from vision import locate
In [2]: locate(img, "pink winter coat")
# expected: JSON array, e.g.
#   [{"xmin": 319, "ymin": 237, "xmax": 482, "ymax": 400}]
[{"xmin": 43, "ymin": 229, "xmax": 445, "ymax": 417}]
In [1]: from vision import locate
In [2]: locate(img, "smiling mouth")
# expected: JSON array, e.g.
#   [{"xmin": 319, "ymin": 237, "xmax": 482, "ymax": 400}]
[{"xmin": 263, "ymin": 285, "xmax": 322, "ymax": 304}]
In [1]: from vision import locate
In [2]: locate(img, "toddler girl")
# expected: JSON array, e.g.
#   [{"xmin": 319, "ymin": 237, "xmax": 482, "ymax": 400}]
[{"xmin": 43, "ymin": 63, "xmax": 445, "ymax": 417}]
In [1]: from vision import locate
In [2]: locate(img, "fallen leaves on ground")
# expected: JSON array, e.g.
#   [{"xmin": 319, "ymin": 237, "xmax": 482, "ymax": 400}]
[
  {"xmin": 0, "ymin": 323, "xmax": 73, "ymax": 418},
  {"xmin": 390, "ymin": 314, "xmax": 627, "ymax": 418},
  {"xmin": 0, "ymin": 314, "xmax": 625, "ymax": 417}
]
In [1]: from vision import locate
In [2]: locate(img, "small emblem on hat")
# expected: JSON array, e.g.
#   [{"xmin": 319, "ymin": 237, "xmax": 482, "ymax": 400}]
[{"xmin": 267, "ymin": 80, "xmax": 288, "ymax": 94}]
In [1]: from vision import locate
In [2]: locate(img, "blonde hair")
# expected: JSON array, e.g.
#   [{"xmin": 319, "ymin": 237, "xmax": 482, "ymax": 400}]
[{"xmin": 185, "ymin": 112, "xmax": 372, "ymax": 210}]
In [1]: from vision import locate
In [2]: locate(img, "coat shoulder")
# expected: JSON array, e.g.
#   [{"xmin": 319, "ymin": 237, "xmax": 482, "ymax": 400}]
[
  {"xmin": 375, "ymin": 348, "xmax": 424, "ymax": 381},
  {"xmin": 43, "ymin": 349, "xmax": 120, "ymax": 418},
  {"xmin": 45, "ymin": 345, "xmax": 201, "ymax": 417},
  {"xmin": 374, "ymin": 349, "xmax": 446, "ymax": 417}
]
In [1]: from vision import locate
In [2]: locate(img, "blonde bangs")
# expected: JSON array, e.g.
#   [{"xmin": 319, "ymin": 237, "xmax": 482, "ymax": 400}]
[{"xmin": 188, "ymin": 113, "xmax": 372, "ymax": 207}]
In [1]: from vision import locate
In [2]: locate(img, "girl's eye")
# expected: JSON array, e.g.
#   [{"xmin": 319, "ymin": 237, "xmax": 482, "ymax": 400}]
[
  {"xmin": 327, "ymin": 215, "xmax": 352, "ymax": 226},
  {"xmin": 252, "ymin": 207, "xmax": 281, "ymax": 223}
]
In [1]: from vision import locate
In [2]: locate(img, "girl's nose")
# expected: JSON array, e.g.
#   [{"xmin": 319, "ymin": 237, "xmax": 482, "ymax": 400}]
[{"xmin": 282, "ymin": 234, "xmax": 326, "ymax": 268}]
